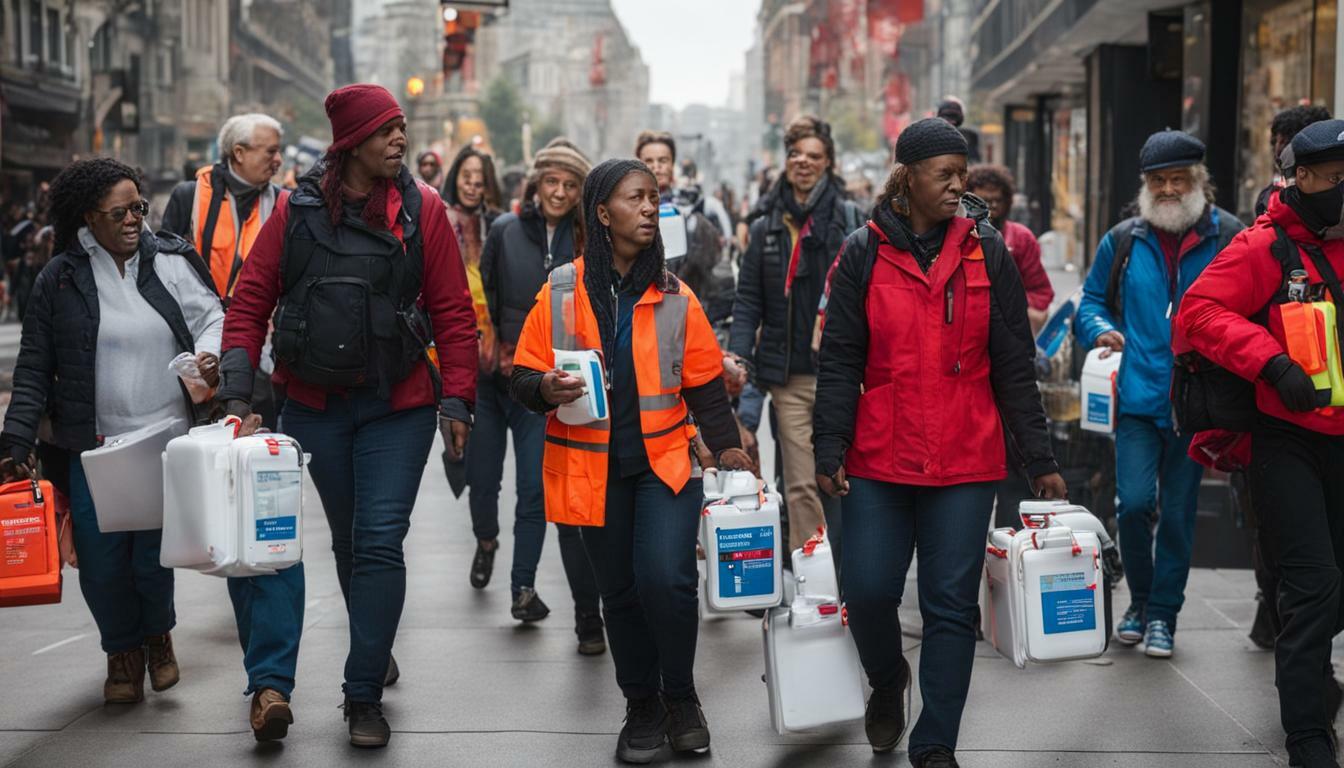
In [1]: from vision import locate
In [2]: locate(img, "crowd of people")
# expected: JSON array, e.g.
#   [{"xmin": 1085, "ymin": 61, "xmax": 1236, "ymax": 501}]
[{"xmin": 0, "ymin": 79, "xmax": 1341, "ymax": 768}]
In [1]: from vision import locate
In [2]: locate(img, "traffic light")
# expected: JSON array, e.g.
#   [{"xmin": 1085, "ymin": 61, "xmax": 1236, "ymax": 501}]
[{"xmin": 442, "ymin": 7, "xmax": 482, "ymax": 75}]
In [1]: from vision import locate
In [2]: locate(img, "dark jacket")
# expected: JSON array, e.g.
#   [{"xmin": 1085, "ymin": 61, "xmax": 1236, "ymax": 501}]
[
  {"xmin": 729, "ymin": 181, "xmax": 862, "ymax": 386},
  {"xmin": 481, "ymin": 203, "xmax": 577, "ymax": 346},
  {"xmin": 812, "ymin": 217, "xmax": 1057, "ymax": 484},
  {"xmin": 0, "ymin": 232, "xmax": 208, "ymax": 455}
]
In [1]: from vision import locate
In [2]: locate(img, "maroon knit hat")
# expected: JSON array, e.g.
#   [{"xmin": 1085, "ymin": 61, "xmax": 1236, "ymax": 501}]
[{"xmin": 325, "ymin": 84, "xmax": 405, "ymax": 152}]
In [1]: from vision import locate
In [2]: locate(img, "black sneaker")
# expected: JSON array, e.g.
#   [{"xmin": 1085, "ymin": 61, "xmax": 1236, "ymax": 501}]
[
  {"xmin": 1288, "ymin": 735, "xmax": 1339, "ymax": 767},
  {"xmin": 577, "ymin": 612, "xmax": 606, "ymax": 656},
  {"xmin": 666, "ymin": 692, "xmax": 710, "ymax": 754},
  {"xmin": 616, "ymin": 695, "xmax": 668, "ymax": 764},
  {"xmin": 913, "ymin": 747, "xmax": 961, "ymax": 768},
  {"xmin": 343, "ymin": 699, "xmax": 390, "ymax": 748},
  {"xmin": 384, "ymin": 654, "xmax": 400, "ymax": 688},
  {"xmin": 512, "ymin": 587, "xmax": 551, "ymax": 622},
  {"xmin": 864, "ymin": 656, "xmax": 912, "ymax": 753},
  {"xmin": 470, "ymin": 539, "xmax": 497, "ymax": 589}
]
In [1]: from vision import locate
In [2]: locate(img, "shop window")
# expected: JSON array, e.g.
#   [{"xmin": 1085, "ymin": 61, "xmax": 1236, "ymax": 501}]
[
  {"xmin": 26, "ymin": 0, "xmax": 40, "ymax": 68},
  {"xmin": 44, "ymin": 6, "xmax": 56, "ymax": 65}
]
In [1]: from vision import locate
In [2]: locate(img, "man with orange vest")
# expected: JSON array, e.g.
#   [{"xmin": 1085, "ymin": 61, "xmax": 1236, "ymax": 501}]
[
  {"xmin": 509, "ymin": 159, "xmax": 753, "ymax": 763},
  {"xmin": 163, "ymin": 113, "xmax": 286, "ymax": 424}
]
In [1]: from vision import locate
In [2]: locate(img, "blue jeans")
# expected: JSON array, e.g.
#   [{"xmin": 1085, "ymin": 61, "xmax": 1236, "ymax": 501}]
[
  {"xmin": 227, "ymin": 566, "xmax": 304, "ymax": 698},
  {"xmin": 69, "ymin": 455, "xmax": 175, "ymax": 653},
  {"xmin": 280, "ymin": 392, "xmax": 437, "ymax": 703},
  {"xmin": 842, "ymin": 477, "xmax": 994, "ymax": 760},
  {"xmin": 580, "ymin": 460, "xmax": 702, "ymax": 700},
  {"xmin": 467, "ymin": 377, "xmax": 599, "ymax": 614},
  {"xmin": 1115, "ymin": 415, "xmax": 1204, "ymax": 629}
]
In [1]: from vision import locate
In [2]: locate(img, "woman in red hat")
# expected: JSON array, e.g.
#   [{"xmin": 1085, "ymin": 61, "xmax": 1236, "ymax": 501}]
[{"xmin": 217, "ymin": 84, "xmax": 478, "ymax": 747}]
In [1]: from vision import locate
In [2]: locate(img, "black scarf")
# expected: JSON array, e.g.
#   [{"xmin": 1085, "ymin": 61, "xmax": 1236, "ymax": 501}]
[
  {"xmin": 224, "ymin": 163, "xmax": 266, "ymax": 222},
  {"xmin": 582, "ymin": 160, "xmax": 668, "ymax": 364},
  {"xmin": 779, "ymin": 174, "xmax": 836, "ymax": 233},
  {"xmin": 873, "ymin": 202, "xmax": 948, "ymax": 274}
]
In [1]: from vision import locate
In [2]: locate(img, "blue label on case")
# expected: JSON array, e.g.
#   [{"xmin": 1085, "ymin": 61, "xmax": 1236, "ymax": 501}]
[
  {"xmin": 1086, "ymin": 393, "xmax": 1111, "ymax": 425},
  {"xmin": 256, "ymin": 516, "xmax": 297, "ymax": 541},
  {"xmin": 715, "ymin": 525, "xmax": 775, "ymax": 598},
  {"xmin": 1040, "ymin": 571, "xmax": 1096, "ymax": 634}
]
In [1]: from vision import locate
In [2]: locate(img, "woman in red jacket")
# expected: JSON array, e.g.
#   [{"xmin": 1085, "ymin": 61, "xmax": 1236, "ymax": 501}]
[
  {"xmin": 217, "ymin": 85, "xmax": 478, "ymax": 748},
  {"xmin": 813, "ymin": 118, "xmax": 1065, "ymax": 767}
]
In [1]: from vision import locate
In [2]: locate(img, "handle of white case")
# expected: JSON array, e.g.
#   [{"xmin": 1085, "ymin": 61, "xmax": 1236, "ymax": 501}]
[{"xmin": 222, "ymin": 415, "xmax": 242, "ymax": 438}]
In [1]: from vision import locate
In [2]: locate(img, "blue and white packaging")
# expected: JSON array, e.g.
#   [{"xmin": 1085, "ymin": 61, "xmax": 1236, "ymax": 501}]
[
  {"xmin": 553, "ymin": 348, "xmax": 609, "ymax": 426},
  {"xmin": 700, "ymin": 470, "xmax": 783, "ymax": 613},
  {"xmin": 659, "ymin": 203, "xmax": 688, "ymax": 260},
  {"xmin": 1080, "ymin": 347, "xmax": 1122, "ymax": 434}
]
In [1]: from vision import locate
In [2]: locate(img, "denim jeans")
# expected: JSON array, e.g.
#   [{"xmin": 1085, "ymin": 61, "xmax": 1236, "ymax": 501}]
[
  {"xmin": 580, "ymin": 459, "xmax": 702, "ymax": 700},
  {"xmin": 842, "ymin": 476, "xmax": 994, "ymax": 760},
  {"xmin": 1114, "ymin": 415, "xmax": 1204, "ymax": 629},
  {"xmin": 280, "ymin": 392, "xmax": 436, "ymax": 703},
  {"xmin": 467, "ymin": 377, "xmax": 600, "ymax": 615},
  {"xmin": 68, "ymin": 455, "xmax": 175, "ymax": 653},
  {"xmin": 227, "ymin": 565, "xmax": 304, "ymax": 698}
]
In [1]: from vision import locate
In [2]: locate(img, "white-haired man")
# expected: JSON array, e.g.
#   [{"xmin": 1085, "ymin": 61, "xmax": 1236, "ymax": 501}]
[
  {"xmin": 163, "ymin": 113, "xmax": 284, "ymax": 300},
  {"xmin": 1077, "ymin": 130, "xmax": 1244, "ymax": 659}
]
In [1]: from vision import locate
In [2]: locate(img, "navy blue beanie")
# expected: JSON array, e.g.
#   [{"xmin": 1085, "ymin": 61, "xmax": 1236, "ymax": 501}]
[{"xmin": 1139, "ymin": 130, "xmax": 1206, "ymax": 173}]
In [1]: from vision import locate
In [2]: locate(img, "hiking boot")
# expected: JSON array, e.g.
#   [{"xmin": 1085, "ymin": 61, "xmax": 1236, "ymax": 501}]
[
  {"xmin": 1289, "ymin": 735, "xmax": 1340, "ymax": 767},
  {"xmin": 511, "ymin": 587, "xmax": 550, "ymax": 622},
  {"xmin": 104, "ymin": 649, "xmax": 146, "ymax": 704},
  {"xmin": 577, "ymin": 612, "xmax": 606, "ymax": 656},
  {"xmin": 1115, "ymin": 605, "xmax": 1144, "ymax": 646},
  {"xmin": 343, "ymin": 699, "xmax": 391, "ymax": 748},
  {"xmin": 913, "ymin": 747, "xmax": 961, "ymax": 768},
  {"xmin": 470, "ymin": 539, "xmax": 497, "ymax": 589},
  {"xmin": 1144, "ymin": 619, "xmax": 1174, "ymax": 658},
  {"xmin": 666, "ymin": 692, "xmax": 710, "ymax": 754},
  {"xmin": 864, "ymin": 656, "xmax": 912, "ymax": 753},
  {"xmin": 143, "ymin": 632, "xmax": 180, "ymax": 692},
  {"xmin": 384, "ymin": 654, "xmax": 400, "ymax": 688},
  {"xmin": 616, "ymin": 695, "xmax": 668, "ymax": 764},
  {"xmin": 250, "ymin": 688, "xmax": 293, "ymax": 742}
]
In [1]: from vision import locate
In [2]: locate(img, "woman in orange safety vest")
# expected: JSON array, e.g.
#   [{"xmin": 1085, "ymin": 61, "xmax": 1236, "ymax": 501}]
[{"xmin": 510, "ymin": 159, "xmax": 753, "ymax": 764}]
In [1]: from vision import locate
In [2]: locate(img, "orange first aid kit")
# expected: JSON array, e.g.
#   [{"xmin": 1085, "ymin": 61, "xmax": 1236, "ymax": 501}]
[{"xmin": 0, "ymin": 479, "xmax": 62, "ymax": 607}]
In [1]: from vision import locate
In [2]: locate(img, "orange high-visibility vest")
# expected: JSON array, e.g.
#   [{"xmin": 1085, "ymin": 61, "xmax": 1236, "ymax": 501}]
[
  {"xmin": 513, "ymin": 258, "xmax": 725, "ymax": 526},
  {"xmin": 190, "ymin": 165, "xmax": 275, "ymax": 297}
]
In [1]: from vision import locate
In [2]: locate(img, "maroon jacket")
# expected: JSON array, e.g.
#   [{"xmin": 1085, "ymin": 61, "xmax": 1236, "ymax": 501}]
[
  {"xmin": 1001, "ymin": 220, "xmax": 1054, "ymax": 311},
  {"xmin": 221, "ymin": 178, "xmax": 477, "ymax": 412}
]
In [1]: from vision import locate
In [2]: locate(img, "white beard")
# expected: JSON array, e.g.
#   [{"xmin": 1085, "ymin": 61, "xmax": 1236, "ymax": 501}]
[{"xmin": 1139, "ymin": 185, "xmax": 1206, "ymax": 234}]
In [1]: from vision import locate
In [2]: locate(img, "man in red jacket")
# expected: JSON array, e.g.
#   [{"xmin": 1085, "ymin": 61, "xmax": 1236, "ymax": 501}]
[
  {"xmin": 1178, "ymin": 119, "xmax": 1344, "ymax": 768},
  {"xmin": 217, "ymin": 84, "xmax": 477, "ymax": 748},
  {"xmin": 967, "ymin": 164, "xmax": 1053, "ymax": 331}
]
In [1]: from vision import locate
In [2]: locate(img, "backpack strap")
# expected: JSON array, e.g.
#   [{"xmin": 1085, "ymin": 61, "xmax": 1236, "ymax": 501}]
[
  {"xmin": 548, "ymin": 262, "xmax": 579, "ymax": 351},
  {"xmin": 1104, "ymin": 219, "xmax": 1139, "ymax": 320}
]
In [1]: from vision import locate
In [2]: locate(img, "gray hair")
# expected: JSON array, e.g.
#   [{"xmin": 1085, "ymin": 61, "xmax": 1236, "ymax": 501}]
[
  {"xmin": 217, "ymin": 113, "xmax": 283, "ymax": 159},
  {"xmin": 1140, "ymin": 162, "xmax": 1216, "ymax": 204}
]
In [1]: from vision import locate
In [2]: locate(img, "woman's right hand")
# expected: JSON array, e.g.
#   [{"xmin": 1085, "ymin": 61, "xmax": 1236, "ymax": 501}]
[
  {"xmin": 223, "ymin": 401, "xmax": 264, "ymax": 437},
  {"xmin": 0, "ymin": 450, "xmax": 35, "ymax": 483},
  {"xmin": 540, "ymin": 369, "xmax": 586, "ymax": 405},
  {"xmin": 817, "ymin": 466, "xmax": 850, "ymax": 497}
]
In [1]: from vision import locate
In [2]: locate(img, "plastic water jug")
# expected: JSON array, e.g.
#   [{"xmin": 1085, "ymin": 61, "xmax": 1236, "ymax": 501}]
[
  {"xmin": 659, "ymin": 203, "xmax": 688, "ymax": 260},
  {"xmin": 982, "ymin": 506, "xmax": 1107, "ymax": 668},
  {"xmin": 161, "ymin": 420, "xmax": 306, "ymax": 577},
  {"xmin": 762, "ymin": 592, "xmax": 866, "ymax": 733},
  {"xmin": 553, "ymin": 348, "xmax": 609, "ymax": 426},
  {"xmin": 82, "ymin": 417, "xmax": 186, "ymax": 533},
  {"xmin": 1080, "ymin": 348, "xmax": 1122, "ymax": 434},
  {"xmin": 791, "ymin": 527, "xmax": 839, "ymax": 602},
  {"xmin": 0, "ymin": 480, "xmax": 61, "ymax": 607},
  {"xmin": 700, "ymin": 470, "xmax": 782, "ymax": 612}
]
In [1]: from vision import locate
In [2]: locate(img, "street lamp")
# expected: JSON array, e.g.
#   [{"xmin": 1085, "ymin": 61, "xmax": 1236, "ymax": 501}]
[{"xmin": 407, "ymin": 76, "xmax": 426, "ymax": 98}]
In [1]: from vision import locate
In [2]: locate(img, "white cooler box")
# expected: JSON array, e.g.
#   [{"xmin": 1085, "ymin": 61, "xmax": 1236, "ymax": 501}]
[
  {"xmin": 161, "ymin": 421, "xmax": 306, "ymax": 578},
  {"xmin": 763, "ymin": 531, "xmax": 865, "ymax": 734},
  {"xmin": 82, "ymin": 417, "xmax": 186, "ymax": 532},
  {"xmin": 1080, "ymin": 348, "xmax": 1122, "ymax": 434},
  {"xmin": 700, "ymin": 470, "xmax": 783, "ymax": 613}
]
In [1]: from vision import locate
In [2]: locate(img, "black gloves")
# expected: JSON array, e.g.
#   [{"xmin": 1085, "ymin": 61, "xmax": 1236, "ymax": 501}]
[{"xmin": 1262, "ymin": 354, "xmax": 1323, "ymax": 413}]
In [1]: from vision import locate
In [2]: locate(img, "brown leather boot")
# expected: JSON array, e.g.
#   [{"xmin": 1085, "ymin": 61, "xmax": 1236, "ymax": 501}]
[
  {"xmin": 143, "ymin": 633, "xmax": 180, "ymax": 692},
  {"xmin": 250, "ymin": 688, "xmax": 294, "ymax": 742},
  {"xmin": 104, "ymin": 649, "xmax": 146, "ymax": 704}
]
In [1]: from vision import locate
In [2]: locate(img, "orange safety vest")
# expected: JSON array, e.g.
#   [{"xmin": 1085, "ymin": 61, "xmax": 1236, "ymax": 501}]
[
  {"xmin": 190, "ymin": 165, "xmax": 274, "ymax": 297},
  {"xmin": 513, "ymin": 258, "xmax": 725, "ymax": 526}
]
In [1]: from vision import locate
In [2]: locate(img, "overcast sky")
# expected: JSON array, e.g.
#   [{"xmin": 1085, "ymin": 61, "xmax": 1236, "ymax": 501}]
[{"xmin": 609, "ymin": 0, "xmax": 758, "ymax": 109}]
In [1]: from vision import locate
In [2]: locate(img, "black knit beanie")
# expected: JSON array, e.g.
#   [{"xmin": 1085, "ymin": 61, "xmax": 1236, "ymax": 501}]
[
  {"xmin": 582, "ymin": 158, "xmax": 667, "ymax": 364},
  {"xmin": 895, "ymin": 117, "xmax": 969, "ymax": 165}
]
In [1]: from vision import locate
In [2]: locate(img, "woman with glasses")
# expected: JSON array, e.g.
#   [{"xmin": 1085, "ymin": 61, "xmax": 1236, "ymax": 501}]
[{"xmin": 0, "ymin": 157, "xmax": 225, "ymax": 705}]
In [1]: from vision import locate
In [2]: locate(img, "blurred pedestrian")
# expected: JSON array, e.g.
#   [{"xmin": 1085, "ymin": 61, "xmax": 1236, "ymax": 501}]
[
  {"xmin": 813, "ymin": 117, "xmax": 1063, "ymax": 765},
  {"xmin": 0, "ymin": 157, "xmax": 224, "ymax": 706},
  {"xmin": 1256, "ymin": 104, "xmax": 1332, "ymax": 218},
  {"xmin": 1177, "ymin": 118, "xmax": 1344, "ymax": 768},
  {"xmin": 937, "ymin": 97, "xmax": 981, "ymax": 163},
  {"xmin": 217, "ymin": 84, "xmax": 478, "ymax": 747},
  {"xmin": 1076, "ymin": 130, "xmax": 1243, "ymax": 658},
  {"xmin": 967, "ymin": 165, "xmax": 1053, "ymax": 330},
  {"xmin": 416, "ymin": 149, "xmax": 444, "ymax": 190}
]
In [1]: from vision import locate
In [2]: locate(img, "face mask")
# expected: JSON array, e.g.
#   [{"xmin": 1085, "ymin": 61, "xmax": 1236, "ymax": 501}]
[{"xmin": 1298, "ymin": 183, "xmax": 1344, "ymax": 232}]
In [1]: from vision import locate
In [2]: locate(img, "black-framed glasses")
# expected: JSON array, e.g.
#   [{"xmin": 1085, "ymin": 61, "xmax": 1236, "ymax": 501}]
[{"xmin": 94, "ymin": 200, "xmax": 150, "ymax": 221}]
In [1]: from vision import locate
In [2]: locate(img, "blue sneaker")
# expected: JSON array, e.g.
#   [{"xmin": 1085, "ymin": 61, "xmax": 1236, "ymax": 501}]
[
  {"xmin": 1115, "ymin": 606, "xmax": 1144, "ymax": 645},
  {"xmin": 1144, "ymin": 620, "xmax": 1174, "ymax": 658}
]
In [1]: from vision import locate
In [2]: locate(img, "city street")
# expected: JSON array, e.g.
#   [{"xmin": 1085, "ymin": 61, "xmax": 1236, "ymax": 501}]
[{"xmin": 0, "ymin": 420, "xmax": 1312, "ymax": 767}]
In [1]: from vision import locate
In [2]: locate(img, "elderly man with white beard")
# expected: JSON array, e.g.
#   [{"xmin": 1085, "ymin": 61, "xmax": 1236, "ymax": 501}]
[{"xmin": 1077, "ymin": 129, "xmax": 1244, "ymax": 659}]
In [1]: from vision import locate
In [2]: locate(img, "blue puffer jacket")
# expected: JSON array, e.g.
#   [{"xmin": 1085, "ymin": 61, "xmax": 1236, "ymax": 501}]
[{"xmin": 1076, "ymin": 206, "xmax": 1243, "ymax": 426}]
